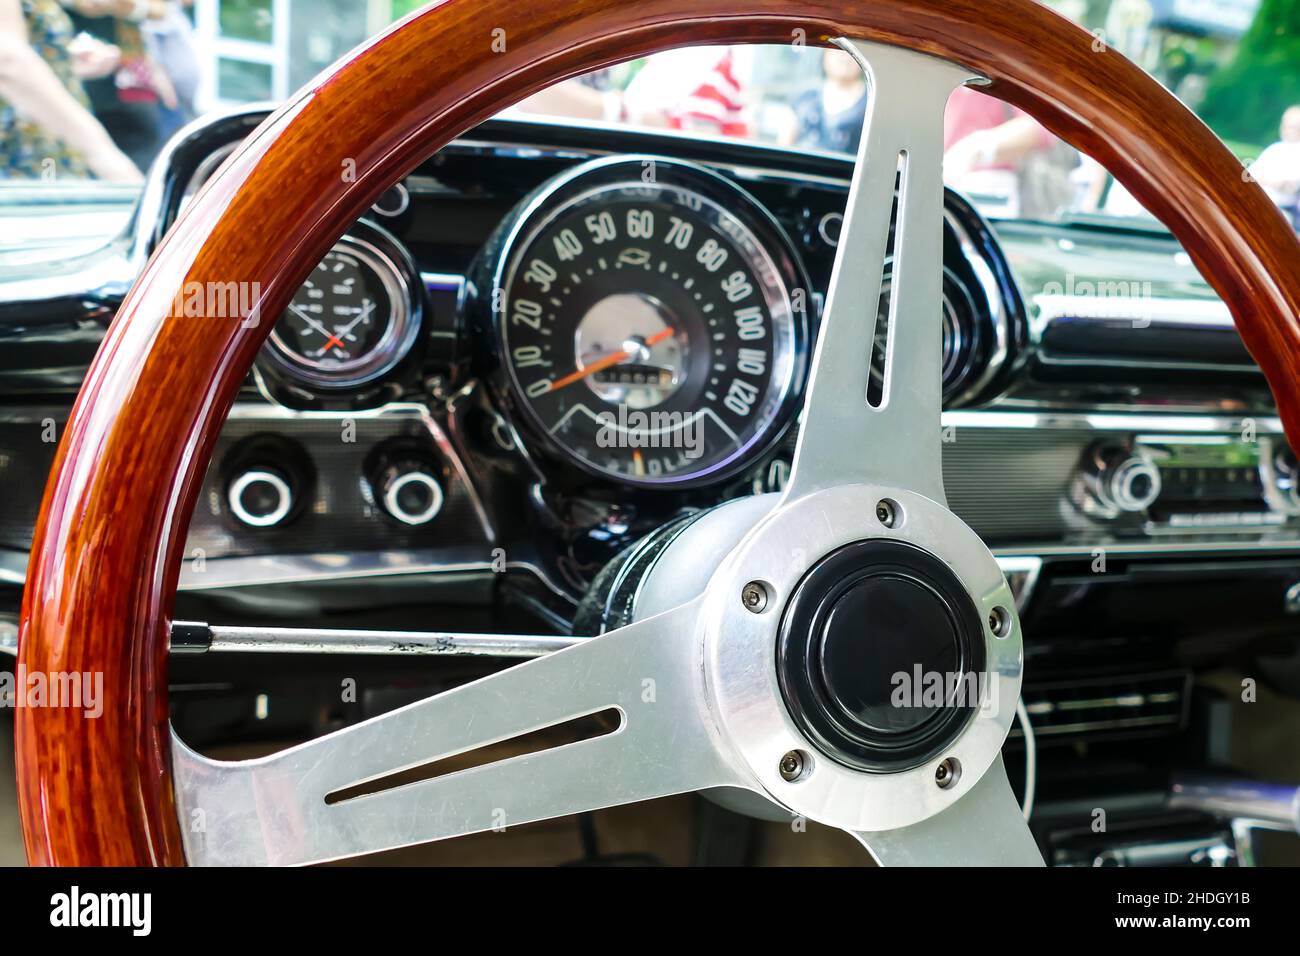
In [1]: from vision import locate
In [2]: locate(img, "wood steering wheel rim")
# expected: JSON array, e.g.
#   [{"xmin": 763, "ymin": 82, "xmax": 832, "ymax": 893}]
[{"xmin": 18, "ymin": 0, "xmax": 1300, "ymax": 866}]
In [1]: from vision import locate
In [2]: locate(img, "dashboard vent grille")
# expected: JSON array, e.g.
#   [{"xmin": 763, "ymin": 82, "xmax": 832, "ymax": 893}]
[
  {"xmin": 941, "ymin": 424, "xmax": 1095, "ymax": 541},
  {"xmin": 1009, "ymin": 669, "xmax": 1191, "ymax": 743}
]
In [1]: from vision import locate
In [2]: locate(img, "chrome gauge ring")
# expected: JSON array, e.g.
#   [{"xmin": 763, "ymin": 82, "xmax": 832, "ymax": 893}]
[
  {"xmin": 485, "ymin": 155, "xmax": 810, "ymax": 488},
  {"xmin": 264, "ymin": 224, "xmax": 421, "ymax": 391}
]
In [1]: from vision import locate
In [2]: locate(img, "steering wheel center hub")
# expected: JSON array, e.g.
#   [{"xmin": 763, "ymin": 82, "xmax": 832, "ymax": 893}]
[
  {"xmin": 777, "ymin": 539, "xmax": 986, "ymax": 772},
  {"xmin": 627, "ymin": 485, "xmax": 1023, "ymax": 833}
]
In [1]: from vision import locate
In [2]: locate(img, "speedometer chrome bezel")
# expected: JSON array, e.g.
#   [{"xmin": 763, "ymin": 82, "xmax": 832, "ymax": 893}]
[
  {"xmin": 264, "ymin": 224, "xmax": 420, "ymax": 391},
  {"xmin": 487, "ymin": 155, "xmax": 811, "ymax": 490}
]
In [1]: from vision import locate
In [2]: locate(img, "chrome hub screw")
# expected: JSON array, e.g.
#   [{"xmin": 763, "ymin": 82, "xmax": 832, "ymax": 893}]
[
  {"xmin": 875, "ymin": 499, "xmax": 896, "ymax": 527},
  {"xmin": 935, "ymin": 757, "xmax": 961, "ymax": 790},
  {"xmin": 779, "ymin": 750, "xmax": 806, "ymax": 781},
  {"xmin": 741, "ymin": 581, "xmax": 769, "ymax": 613}
]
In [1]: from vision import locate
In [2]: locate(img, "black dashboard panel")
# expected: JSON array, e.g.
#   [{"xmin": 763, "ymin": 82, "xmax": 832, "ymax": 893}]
[
  {"xmin": 0, "ymin": 113, "xmax": 1039, "ymax": 607},
  {"xmin": 4, "ymin": 112, "xmax": 1300, "ymax": 869},
  {"xmin": 0, "ymin": 111, "xmax": 1296, "ymax": 594}
]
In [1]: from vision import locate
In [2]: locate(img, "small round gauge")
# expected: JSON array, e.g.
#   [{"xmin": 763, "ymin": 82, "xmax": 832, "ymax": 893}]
[
  {"xmin": 264, "ymin": 228, "xmax": 419, "ymax": 390},
  {"xmin": 487, "ymin": 157, "xmax": 810, "ymax": 488}
]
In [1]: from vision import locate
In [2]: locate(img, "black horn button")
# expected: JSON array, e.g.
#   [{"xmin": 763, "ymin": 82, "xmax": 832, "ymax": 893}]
[{"xmin": 776, "ymin": 540, "xmax": 987, "ymax": 773}]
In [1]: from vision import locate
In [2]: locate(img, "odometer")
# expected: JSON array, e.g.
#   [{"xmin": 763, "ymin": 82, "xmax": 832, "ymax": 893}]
[{"xmin": 490, "ymin": 157, "xmax": 809, "ymax": 487}]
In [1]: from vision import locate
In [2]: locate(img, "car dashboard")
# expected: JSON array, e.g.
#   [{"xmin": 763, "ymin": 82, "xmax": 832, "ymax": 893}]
[{"xmin": 2, "ymin": 109, "xmax": 1298, "ymax": 866}]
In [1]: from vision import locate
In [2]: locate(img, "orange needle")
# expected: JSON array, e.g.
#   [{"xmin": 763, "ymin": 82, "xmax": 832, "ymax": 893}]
[
  {"xmin": 323, "ymin": 334, "xmax": 346, "ymax": 351},
  {"xmin": 545, "ymin": 327, "xmax": 674, "ymax": 393}
]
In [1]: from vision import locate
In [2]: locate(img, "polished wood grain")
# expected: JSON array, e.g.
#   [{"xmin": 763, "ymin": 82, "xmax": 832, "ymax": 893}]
[{"xmin": 18, "ymin": 0, "xmax": 1300, "ymax": 865}]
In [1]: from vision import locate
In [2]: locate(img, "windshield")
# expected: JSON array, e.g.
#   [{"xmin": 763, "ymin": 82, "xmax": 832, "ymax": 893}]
[{"xmin": 0, "ymin": 0, "xmax": 1290, "ymax": 226}]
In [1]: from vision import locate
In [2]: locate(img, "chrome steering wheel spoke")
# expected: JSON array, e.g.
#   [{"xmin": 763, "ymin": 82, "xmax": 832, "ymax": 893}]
[
  {"xmin": 850, "ymin": 756, "xmax": 1041, "ymax": 866},
  {"xmin": 172, "ymin": 599, "xmax": 746, "ymax": 866},
  {"xmin": 785, "ymin": 40, "xmax": 976, "ymax": 504}
]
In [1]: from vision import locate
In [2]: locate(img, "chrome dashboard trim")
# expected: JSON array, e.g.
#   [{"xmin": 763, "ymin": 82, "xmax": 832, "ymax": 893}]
[
  {"xmin": 995, "ymin": 555, "xmax": 1042, "ymax": 611},
  {"xmin": 5, "ymin": 407, "xmax": 1298, "ymax": 595},
  {"xmin": 223, "ymin": 399, "xmax": 496, "ymax": 541},
  {"xmin": 183, "ymin": 620, "xmax": 576, "ymax": 658},
  {"xmin": 1029, "ymin": 293, "xmax": 1253, "ymax": 373},
  {"xmin": 944, "ymin": 409, "xmax": 1284, "ymax": 433},
  {"xmin": 176, "ymin": 546, "xmax": 576, "ymax": 606},
  {"xmin": 994, "ymin": 537, "xmax": 1300, "ymax": 557},
  {"xmin": 945, "ymin": 207, "xmax": 1010, "ymax": 405},
  {"xmin": 263, "ymin": 233, "xmax": 418, "ymax": 388},
  {"xmin": 132, "ymin": 100, "xmax": 279, "ymax": 267},
  {"xmin": 0, "ymin": 242, "xmax": 134, "ymax": 306},
  {"xmin": 1032, "ymin": 294, "xmax": 1235, "ymax": 331}
]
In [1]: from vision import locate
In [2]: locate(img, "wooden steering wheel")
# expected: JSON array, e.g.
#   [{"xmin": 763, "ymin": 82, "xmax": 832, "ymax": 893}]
[{"xmin": 18, "ymin": 0, "xmax": 1300, "ymax": 866}]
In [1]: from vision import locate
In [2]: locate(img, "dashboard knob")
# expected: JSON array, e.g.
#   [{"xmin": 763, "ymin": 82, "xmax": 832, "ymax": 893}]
[
  {"xmin": 228, "ymin": 468, "xmax": 295, "ymax": 528},
  {"xmin": 375, "ymin": 463, "xmax": 444, "ymax": 526},
  {"xmin": 1080, "ymin": 444, "xmax": 1162, "ymax": 516},
  {"xmin": 1269, "ymin": 442, "xmax": 1300, "ymax": 509}
]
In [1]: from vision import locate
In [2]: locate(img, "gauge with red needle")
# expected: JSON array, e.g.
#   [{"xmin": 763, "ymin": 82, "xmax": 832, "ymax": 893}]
[
  {"xmin": 490, "ymin": 157, "xmax": 809, "ymax": 487},
  {"xmin": 264, "ymin": 228, "xmax": 420, "ymax": 391}
]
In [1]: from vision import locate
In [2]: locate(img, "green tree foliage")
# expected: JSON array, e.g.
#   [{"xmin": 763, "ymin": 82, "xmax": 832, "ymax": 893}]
[{"xmin": 1200, "ymin": 0, "xmax": 1300, "ymax": 149}]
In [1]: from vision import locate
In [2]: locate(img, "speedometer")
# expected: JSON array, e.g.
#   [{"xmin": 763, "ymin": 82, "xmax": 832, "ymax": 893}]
[{"xmin": 486, "ymin": 157, "xmax": 809, "ymax": 488}]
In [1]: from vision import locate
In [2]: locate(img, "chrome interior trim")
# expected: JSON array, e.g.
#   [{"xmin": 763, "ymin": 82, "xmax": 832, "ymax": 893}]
[
  {"xmin": 1029, "ymin": 293, "xmax": 1252, "ymax": 372},
  {"xmin": 944, "ymin": 409, "xmax": 1284, "ymax": 434},
  {"xmin": 226, "ymin": 469, "xmax": 293, "ymax": 528},
  {"xmin": 132, "ymin": 100, "xmax": 279, "ymax": 265},
  {"xmin": 196, "ymin": 621, "xmax": 577, "ymax": 658},
  {"xmin": 995, "ymin": 555, "xmax": 1042, "ymax": 611},
  {"xmin": 172, "ymin": 596, "xmax": 744, "ymax": 865},
  {"xmin": 1032, "ymin": 294, "xmax": 1234, "ymax": 333},
  {"xmin": 176, "ymin": 546, "xmax": 575, "ymax": 603},
  {"xmin": 0, "ymin": 241, "xmax": 133, "ymax": 306},
  {"xmin": 6, "ymin": 405, "xmax": 1300, "ymax": 595},
  {"xmin": 383, "ymin": 471, "xmax": 444, "ymax": 525},
  {"xmin": 223, "ymin": 400, "xmax": 496, "ymax": 541},
  {"xmin": 1170, "ymin": 775, "xmax": 1300, "ymax": 835},
  {"xmin": 0, "ymin": 549, "xmax": 25, "ymax": 586},
  {"xmin": 176, "ymin": 141, "xmax": 240, "ymax": 214},
  {"xmin": 944, "ymin": 208, "xmax": 1010, "ymax": 405},
  {"xmin": 263, "ymin": 234, "xmax": 417, "ymax": 388},
  {"xmin": 994, "ymin": 537, "xmax": 1300, "ymax": 557}
]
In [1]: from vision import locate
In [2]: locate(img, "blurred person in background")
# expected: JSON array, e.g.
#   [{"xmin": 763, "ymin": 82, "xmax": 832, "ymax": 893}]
[
  {"xmin": 944, "ymin": 85, "xmax": 1075, "ymax": 220},
  {"xmin": 66, "ymin": 0, "xmax": 178, "ymax": 172},
  {"xmin": 0, "ymin": 0, "xmax": 140, "ymax": 180},
  {"xmin": 622, "ymin": 47, "xmax": 749, "ymax": 137},
  {"xmin": 1248, "ymin": 105, "xmax": 1300, "ymax": 229},
  {"xmin": 510, "ymin": 66, "xmax": 622, "ymax": 124},
  {"xmin": 783, "ymin": 47, "xmax": 867, "ymax": 154},
  {"xmin": 143, "ymin": 0, "xmax": 198, "ymax": 140},
  {"xmin": 518, "ymin": 48, "xmax": 751, "ymax": 139}
]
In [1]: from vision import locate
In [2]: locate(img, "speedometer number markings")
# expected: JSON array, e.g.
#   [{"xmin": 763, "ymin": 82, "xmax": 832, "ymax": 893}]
[{"xmin": 494, "ymin": 160, "xmax": 806, "ymax": 487}]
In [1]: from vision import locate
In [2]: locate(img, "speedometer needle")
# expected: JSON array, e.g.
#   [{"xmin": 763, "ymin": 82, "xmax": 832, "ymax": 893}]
[{"xmin": 545, "ymin": 327, "xmax": 675, "ymax": 393}]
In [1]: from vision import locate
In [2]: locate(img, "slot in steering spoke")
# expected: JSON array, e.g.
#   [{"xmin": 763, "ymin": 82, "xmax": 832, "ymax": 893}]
[{"xmin": 785, "ymin": 41, "xmax": 977, "ymax": 504}]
